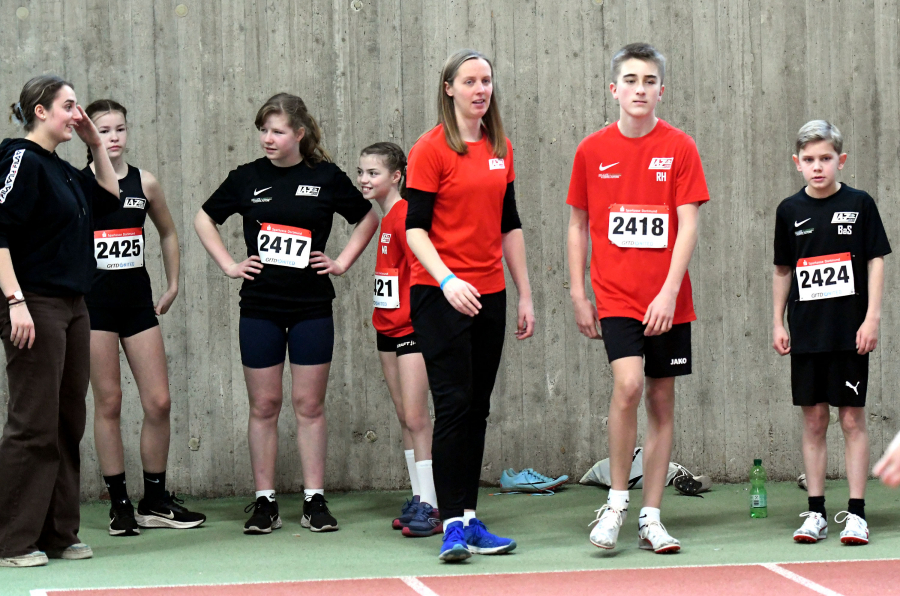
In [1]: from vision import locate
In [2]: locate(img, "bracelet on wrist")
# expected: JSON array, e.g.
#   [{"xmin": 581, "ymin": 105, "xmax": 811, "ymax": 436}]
[
  {"xmin": 8, "ymin": 300, "xmax": 25, "ymax": 307},
  {"xmin": 440, "ymin": 273, "xmax": 457, "ymax": 290}
]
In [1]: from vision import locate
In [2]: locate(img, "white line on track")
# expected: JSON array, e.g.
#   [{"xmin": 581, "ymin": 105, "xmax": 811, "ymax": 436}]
[
  {"xmin": 34, "ymin": 557, "xmax": 897, "ymax": 593},
  {"xmin": 400, "ymin": 576, "xmax": 440, "ymax": 596},
  {"xmin": 762, "ymin": 563, "xmax": 845, "ymax": 596}
]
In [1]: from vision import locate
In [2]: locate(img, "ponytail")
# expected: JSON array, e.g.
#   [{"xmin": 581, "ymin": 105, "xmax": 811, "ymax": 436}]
[{"xmin": 255, "ymin": 93, "xmax": 331, "ymax": 165}]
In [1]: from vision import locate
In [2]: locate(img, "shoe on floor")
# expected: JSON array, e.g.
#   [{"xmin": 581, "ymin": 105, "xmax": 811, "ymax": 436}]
[
  {"xmin": 793, "ymin": 511, "xmax": 828, "ymax": 543},
  {"xmin": 46, "ymin": 543, "xmax": 93, "ymax": 560},
  {"xmin": 109, "ymin": 499, "xmax": 140, "ymax": 537},
  {"xmin": 243, "ymin": 496, "xmax": 282, "ymax": 534},
  {"xmin": 464, "ymin": 518, "xmax": 516, "ymax": 554},
  {"xmin": 589, "ymin": 504, "xmax": 627, "ymax": 549},
  {"xmin": 638, "ymin": 520, "xmax": 681, "ymax": 554},
  {"xmin": 835, "ymin": 511, "xmax": 869, "ymax": 545},
  {"xmin": 797, "ymin": 473, "xmax": 808, "ymax": 491},
  {"xmin": 136, "ymin": 491, "xmax": 206, "ymax": 529},
  {"xmin": 673, "ymin": 474, "xmax": 712, "ymax": 496},
  {"xmin": 500, "ymin": 468, "xmax": 568, "ymax": 492},
  {"xmin": 438, "ymin": 521, "xmax": 470, "ymax": 562},
  {"xmin": 402, "ymin": 503, "xmax": 442, "ymax": 537},
  {"xmin": 393, "ymin": 495, "xmax": 420, "ymax": 530},
  {"xmin": 302, "ymin": 494, "xmax": 339, "ymax": 532},
  {"xmin": 0, "ymin": 551, "xmax": 48, "ymax": 567}
]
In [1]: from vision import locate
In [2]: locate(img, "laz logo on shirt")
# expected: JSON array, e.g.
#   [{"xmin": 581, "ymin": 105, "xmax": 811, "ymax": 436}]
[
  {"xmin": 488, "ymin": 158, "xmax": 505, "ymax": 170},
  {"xmin": 123, "ymin": 197, "xmax": 146, "ymax": 209},
  {"xmin": 831, "ymin": 212, "xmax": 858, "ymax": 224},
  {"xmin": 648, "ymin": 157, "xmax": 674, "ymax": 170},
  {"xmin": 296, "ymin": 185, "xmax": 321, "ymax": 197},
  {"xmin": 381, "ymin": 233, "xmax": 391, "ymax": 244}
]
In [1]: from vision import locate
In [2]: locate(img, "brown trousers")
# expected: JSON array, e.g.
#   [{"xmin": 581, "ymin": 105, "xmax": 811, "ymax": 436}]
[{"xmin": 0, "ymin": 294, "xmax": 90, "ymax": 557}]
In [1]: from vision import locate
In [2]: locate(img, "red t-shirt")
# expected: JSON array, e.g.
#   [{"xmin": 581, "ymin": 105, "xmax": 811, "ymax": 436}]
[
  {"xmin": 566, "ymin": 119, "xmax": 710, "ymax": 323},
  {"xmin": 406, "ymin": 125, "xmax": 515, "ymax": 294},
  {"xmin": 372, "ymin": 200, "xmax": 415, "ymax": 337}
]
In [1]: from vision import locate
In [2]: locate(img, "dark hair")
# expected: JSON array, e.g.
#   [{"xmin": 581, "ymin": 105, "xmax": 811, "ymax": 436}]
[
  {"xmin": 254, "ymin": 93, "xmax": 331, "ymax": 164},
  {"xmin": 437, "ymin": 49, "xmax": 507, "ymax": 158},
  {"xmin": 9, "ymin": 75, "xmax": 73, "ymax": 132},
  {"xmin": 610, "ymin": 42, "xmax": 666, "ymax": 84},
  {"xmin": 84, "ymin": 99, "xmax": 128, "ymax": 165},
  {"xmin": 360, "ymin": 142, "xmax": 408, "ymax": 198}
]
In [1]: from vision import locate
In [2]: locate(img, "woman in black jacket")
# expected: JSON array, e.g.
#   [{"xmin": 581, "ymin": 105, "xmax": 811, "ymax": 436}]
[{"xmin": 0, "ymin": 75, "xmax": 119, "ymax": 567}]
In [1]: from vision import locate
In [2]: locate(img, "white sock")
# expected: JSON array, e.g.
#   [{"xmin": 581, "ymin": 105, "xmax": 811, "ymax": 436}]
[
  {"xmin": 255, "ymin": 490, "xmax": 276, "ymax": 502},
  {"xmin": 639, "ymin": 507, "xmax": 660, "ymax": 527},
  {"xmin": 444, "ymin": 516, "xmax": 465, "ymax": 528},
  {"xmin": 607, "ymin": 489, "xmax": 630, "ymax": 511},
  {"xmin": 416, "ymin": 460, "xmax": 437, "ymax": 507},
  {"xmin": 405, "ymin": 450, "xmax": 420, "ymax": 497},
  {"xmin": 463, "ymin": 510, "xmax": 476, "ymax": 526},
  {"xmin": 304, "ymin": 488, "xmax": 324, "ymax": 502}
]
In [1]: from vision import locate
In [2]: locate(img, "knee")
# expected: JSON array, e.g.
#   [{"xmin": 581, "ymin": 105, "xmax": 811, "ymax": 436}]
[
  {"xmin": 840, "ymin": 409, "xmax": 867, "ymax": 437},
  {"xmin": 250, "ymin": 395, "xmax": 282, "ymax": 421},
  {"xmin": 613, "ymin": 376, "xmax": 644, "ymax": 410},
  {"xmin": 94, "ymin": 391, "xmax": 124, "ymax": 420},
  {"xmin": 404, "ymin": 409, "xmax": 432, "ymax": 435},
  {"xmin": 804, "ymin": 410, "xmax": 830, "ymax": 437},
  {"xmin": 294, "ymin": 396, "xmax": 324, "ymax": 421},
  {"xmin": 143, "ymin": 393, "xmax": 171, "ymax": 423}
]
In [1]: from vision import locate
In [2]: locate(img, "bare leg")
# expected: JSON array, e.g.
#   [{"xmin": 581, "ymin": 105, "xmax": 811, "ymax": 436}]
[
  {"xmin": 642, "ymin": 376, "xmax": 676, "ymax": 509},
  {"xmin": 379, "ymin": 351, "xmax": 414, "ymax": 451},
  {"xmin": 801, "ymin": 404, "xmax": 830, "ymax": 497},
  {"xmin": 608, "ymin": 357, "xmax": 645, "ymax": 491},
  {"xmin": 290, "ymin": 363, "xmax": 331, "ymax": 489},
  {"xmin": 91, "ymin": 331, "xmax": 126, "ymax": 476},
  {"xmin": 243, "ymin": 364, "xmax": 285, "ymax": 491},
  {"xmin": 398, "ymin": 352, "xmax": 432, "ymax": 460},
  {"xmin": 839, "ymin": 406, "xmax": 869, "ymax": 500},
  {"xmin": 121, "ymin": 326, "xmax": 171, "ymax": 473}
]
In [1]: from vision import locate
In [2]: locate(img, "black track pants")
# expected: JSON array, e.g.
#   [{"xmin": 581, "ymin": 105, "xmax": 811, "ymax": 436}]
[{"xmin": 410, "ymin": 285, "xmax": 506, "ymax": 520}]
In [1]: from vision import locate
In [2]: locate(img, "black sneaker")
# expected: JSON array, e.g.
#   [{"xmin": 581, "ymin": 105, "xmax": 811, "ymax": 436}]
[
  {"xmin": 135, "ymin": 491, "xmax": 206, "ymax": 529},
  {"xmin": 109, "ymin": 499, "xmax": 140, "ymax": 536},
  {"xmin": 243, "ymin": 497, "xmax": 282, "ymax": 534},
  {"xmin": 301, "ymin": 494, "xmax": 339, "ymax": 532}
]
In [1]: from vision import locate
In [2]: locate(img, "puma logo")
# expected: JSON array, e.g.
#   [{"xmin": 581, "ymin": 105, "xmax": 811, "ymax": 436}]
[{"xmin": 846, "ymin": 381, "xmax": 860, "ymax": 395}]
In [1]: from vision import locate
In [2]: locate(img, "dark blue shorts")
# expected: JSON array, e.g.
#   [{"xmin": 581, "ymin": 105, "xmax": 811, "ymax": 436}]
[{"xmin": 239, "ymin": 316, "xmax": 334, "ymax": 369}]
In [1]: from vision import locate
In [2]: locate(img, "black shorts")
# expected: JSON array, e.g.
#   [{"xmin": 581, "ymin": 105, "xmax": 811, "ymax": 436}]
[
  {"xmin": 600, "ymin": 317, "xmax": 692, "ymax": 378},
  {"xmin": 239, "ymin": 316, "xmax": 334, "ymax": 369},
  {"xmin": 791, "ymin": 351, "xmax": 868, "ymax": 407},
  {"xmin": 376, "ymin": 332, "xmax": 420, "ymax": 356},
  {"xmin": 88, "ymin": 305, "xmax": 159, "ymax": 338}
]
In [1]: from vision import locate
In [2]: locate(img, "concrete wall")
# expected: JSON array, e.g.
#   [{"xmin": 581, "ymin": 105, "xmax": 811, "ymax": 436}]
[{"xmin": 0, "ymin": 0, "xmax": 898, "ymax": 500}]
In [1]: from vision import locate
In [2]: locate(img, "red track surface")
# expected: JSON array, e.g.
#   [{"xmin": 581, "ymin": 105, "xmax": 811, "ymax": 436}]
[{"xmin": 39, "ymin": 560, "xmax": 900, "ymax": 596}]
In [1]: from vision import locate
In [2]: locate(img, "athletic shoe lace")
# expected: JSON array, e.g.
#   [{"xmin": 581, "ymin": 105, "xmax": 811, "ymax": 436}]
[
  {"xmin": 588, "ymin": 504, "xmax": 624, "ymax": 528},
  {"xmin": 443, "ymin": 522, "xmax": 466, "ymax": 545},
  {"xmin": 640, "ymin": 519, "xmax": 673, "ymax": 540},
  {"xmin": 523, "ymin": 468, "xmax": 554, "ymax": 483},
  {"xmin": 797, "ymin": 511, "xmax": 825, "ymax": 533},
  {"xmin": 834, "ymin": 511, "xmax": 866, "ymax": 534}
]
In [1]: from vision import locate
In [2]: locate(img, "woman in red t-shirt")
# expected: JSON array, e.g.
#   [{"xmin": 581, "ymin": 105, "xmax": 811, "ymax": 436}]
[
  {"xmin": 357, "ymin": 142, "xmax": 437, "ymax": 537},
  {"xmin": 405, "ymin": 49, "xmax": 534, "ymax": 562}
]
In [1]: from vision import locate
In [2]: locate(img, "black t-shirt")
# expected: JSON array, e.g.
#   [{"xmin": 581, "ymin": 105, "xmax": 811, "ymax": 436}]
[
  {"xmin": 773, "ymin": 184, "xmax": 891, "ymax": 353},
  {"xmin": 202, "ymin": 158, "xmax": 371, "ymax": 320},
  {"xmin": 85, "ymin": 164, "xmax": 153, "ymax": 308}
]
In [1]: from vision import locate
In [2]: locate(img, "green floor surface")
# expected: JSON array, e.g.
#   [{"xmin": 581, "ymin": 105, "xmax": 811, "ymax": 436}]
[{"xmin": 4, "ymin": 480, "xmax": 900, "ymax": 595}]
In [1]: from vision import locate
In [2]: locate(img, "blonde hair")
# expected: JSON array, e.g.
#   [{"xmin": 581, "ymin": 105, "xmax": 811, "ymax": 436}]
[
  {"xmin": 255, "ymin": 93, "xmax": 331, "ymax": 164},
  {"xmin": 436, "ymin": 49, "xmax": 507, "ymax": 158},
  {"xmin": 796, "ymin": 120, "xmax": 843, "ymax": 154}
]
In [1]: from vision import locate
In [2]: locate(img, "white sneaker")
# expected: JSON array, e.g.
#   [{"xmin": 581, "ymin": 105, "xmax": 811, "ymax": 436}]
[
  {"xmin": 835, "ymin": 512, "xmax": 869, "ymax": 545},
  {"xmin": 0, "ymin": 551, "xmax": 48, "ymax": 567},
  {"xmin": 47, "ymin": 543, "xmax": 93, "ymax": 560},
  {"xmin": 588, "ymin": 505, "xmax": 627, "ymax": 549},
  {"xmin": 638, "ymin": 519, "xmax": 681, "ymax": 553},
  {"xmin": 793, "ymin": 511, "xmax": 827, "ymax": 543}
]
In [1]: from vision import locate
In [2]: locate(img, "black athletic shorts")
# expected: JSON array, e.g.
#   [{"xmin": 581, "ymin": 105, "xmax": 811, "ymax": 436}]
[
  {"xmin": 791, "ymin": 351, "xmax": 868, "ymax": 407},
  {"xmin": 88, "ymin": 305, "xmax": 159, "ymax": 338},
  {"xmin": 376, "ymin": 332, "xmax": 420, "ymax": 356},
  {"xmin": 239, "ymin": 315, "xmax": 334, "ymax": 369},
  {"xmin": 600, "ymin": 317, "xmax": 692, "ymax": 378}
]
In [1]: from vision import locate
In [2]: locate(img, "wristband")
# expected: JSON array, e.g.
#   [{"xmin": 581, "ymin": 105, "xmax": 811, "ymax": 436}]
[{"xmin": 440, "ymin": 274, "xmax": 457, "ymax": 290}]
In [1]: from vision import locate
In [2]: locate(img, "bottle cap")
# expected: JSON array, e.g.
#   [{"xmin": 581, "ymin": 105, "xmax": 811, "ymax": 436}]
[{"xmin": 753, "ymin": 459, "xmax": 762, "ymax": 466}]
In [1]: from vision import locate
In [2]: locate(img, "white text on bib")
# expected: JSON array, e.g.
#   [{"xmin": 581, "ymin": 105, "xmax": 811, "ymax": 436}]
[
  {"xmin": 95, "ymin": 228, "xmax": 143, "ymax": 270},
  {"xmin": 608, "ymin": 204, "xmax": 669, "ymax": 248},
  {"xmin": 374, "ymin": 268, "xmax": 400, "ymax": 309},
  {"xmin": 796, "ymin": 253, "xmax": 855, "ymax": 301},
  {"xmin": 258, "ymin": 223, "xmax": 312, "ymax": 269}
]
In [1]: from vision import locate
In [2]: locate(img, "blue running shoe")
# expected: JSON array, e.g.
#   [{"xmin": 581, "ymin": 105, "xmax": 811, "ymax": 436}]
[
  {"xmin": 392, "ymin": 495, "xmax": 420, "ymax": 530},
  {"xmin": 402, "ymin": 503, "xmax": 443, "ymax": 537},
  {"xmin": 464, "ymin": 519, "xmax": 516, "ymax": 554},
  {"xmin": 500, "ymin": 468, "xmax": 569, "ymax": 493},
  {"xmin": 439, "ymin": 521, "xmax": 471, "ymax": 562}
]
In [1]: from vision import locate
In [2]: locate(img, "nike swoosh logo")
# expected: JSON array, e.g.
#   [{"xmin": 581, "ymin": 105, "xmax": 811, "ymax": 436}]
[
  {"xmin": 146, "ymin": 478, "xmax": 160, "ymax": 483},
  {"xmin": 254, "ymin": 187, "xmax": 272, "ymax": 196},
  {"xmin": 599, "ymin": 163, "xmax": 619, "ymax": 172},
  {"xmin": 795, "ymin": 218, "xmax": 811, "ymax": 227},
  {"xmin": 150, "ymin": 510, "xmax": 175, "ymax": 519}
]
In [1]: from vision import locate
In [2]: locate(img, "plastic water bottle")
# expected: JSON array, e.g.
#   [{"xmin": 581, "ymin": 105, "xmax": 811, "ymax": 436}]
[{"xmin": 750, "ymin": 459, "xmax": 767, "ymax": 518}]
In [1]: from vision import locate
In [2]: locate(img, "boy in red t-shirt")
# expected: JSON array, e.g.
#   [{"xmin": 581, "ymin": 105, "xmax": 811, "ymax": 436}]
[{"xmin": 566, "ymin": 42, "xmax": 709, "ymax": 554}]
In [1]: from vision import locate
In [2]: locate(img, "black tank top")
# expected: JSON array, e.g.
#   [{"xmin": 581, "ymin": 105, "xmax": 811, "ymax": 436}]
[{"xmin": 85, "ymin": 164, "xmax": 154, "ymax": 307}]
